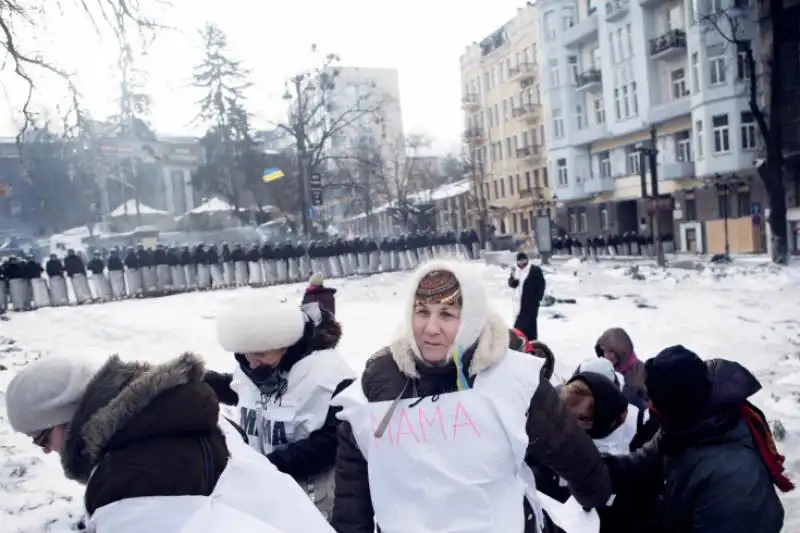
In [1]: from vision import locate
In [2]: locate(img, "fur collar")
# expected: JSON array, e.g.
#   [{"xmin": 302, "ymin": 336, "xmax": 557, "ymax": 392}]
[
  {"xmin": 61, "ymin": 352, "xmax": 206, "ymax": 483},
  {"xmin": 389, "ymin": 312, "xmax": 511, "ymax": 378}
]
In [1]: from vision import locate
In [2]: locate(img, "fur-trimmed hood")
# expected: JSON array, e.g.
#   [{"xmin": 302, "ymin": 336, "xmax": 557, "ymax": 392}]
[
  {"xmin": 388, "ymin": 260, "xmax": 509, "ymax": 378},
  {"xmin": 61, "ymin": 352, "xmax": 207, "ymax": 484}
]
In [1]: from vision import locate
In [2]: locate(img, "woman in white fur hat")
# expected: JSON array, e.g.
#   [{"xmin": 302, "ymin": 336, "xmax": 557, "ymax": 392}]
[
  {"xmin": 206, "ymin": 300, "xmax": 355, "ymax": 520},
  {"xmin": 330, "ymin": 260, "xmax": 612, "ymax": 533}
]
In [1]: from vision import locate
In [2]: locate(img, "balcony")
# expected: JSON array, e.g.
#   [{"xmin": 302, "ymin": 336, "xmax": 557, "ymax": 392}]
[
  {"xmin": 464, "ymin": 127, "xmax": 487, "ymax": 145},
  {"xmin": 512, "ymin": 104, "xmax": 542, "ymax": 123},
  {"xmin": 647, "ymin": 97, "xmax": 691, "ymax": 124},
  {"xmin": 572, "ymin": 123, "xmax": 609, "ymax": 146},
  {"xmin": 605, "ymin": 0, "xmax": 630, "ymax": 20},
  {"xmin": 509, "ymin": 62, "xmax": 536, "ymax": 85},
  {"xmin": 556, "ymin": 180, "xmax": 590, "ymax": 201},
  {"xmin": 660, "ymin": 160, "xmax": 695, "ymax": 181},
  {"xmin": 575, "ymin": 69, "xmax": 603, "ymax": 93},
  {"xmin": 516, "ymin": 144, "xmax": 546, "ymax": 165},
  {"xmin": 563, "ymin": 13, "xmax": 599, "ymax": 48},
  {"xmin": 649, "ymin": 30, "xmax": 687, "ymax": 60},
  {"xmin": 583, "ymin": 174, "xmax": 615, "ymax": 194},
  {"xmin": 461, "ymin": 94, "xmax": 480, "ymax": 111}
]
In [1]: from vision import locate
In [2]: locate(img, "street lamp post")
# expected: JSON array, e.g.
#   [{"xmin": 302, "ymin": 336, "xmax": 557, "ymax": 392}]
[
  {"xmin": 636, "ymin": 125, "xmax": 666, "ymax": 267},
  {"xmin": 284, "ymin": 75, "xmax": 313, "ymax": 237}
]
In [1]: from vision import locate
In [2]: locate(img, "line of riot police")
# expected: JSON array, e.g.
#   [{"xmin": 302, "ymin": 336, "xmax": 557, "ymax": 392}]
[{"xmin": 0, "ymin": 229, "xmax": 482, "ymax": 313}]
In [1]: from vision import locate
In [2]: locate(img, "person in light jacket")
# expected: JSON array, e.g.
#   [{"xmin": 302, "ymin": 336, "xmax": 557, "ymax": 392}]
[
  {"xmin": 206, "ymin": 299, "xmax": 355, "ymax": 520},
  {"xmin": 331, "ymin": 260, "xmax": 611, "ymax": 533}
]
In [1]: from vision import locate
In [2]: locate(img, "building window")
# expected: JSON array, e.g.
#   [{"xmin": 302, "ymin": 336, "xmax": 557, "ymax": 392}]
[
  {"xmin": 614, "ymin": 88, "xmax": 622, "ymax": 119},
  {"xmin": 569, "ymin": 213, "xmax": 578, "ymax": 233},
  {"xmin": 549, "ymin": 59, "xmax": 560, "ymax": 88},
  {"xmin": 741, "ymin": 111, "xmax": 757, "ymax": 149},
  {"xmin": 600, "ymin": 206, "xmax": 609, "ymax": 230},
  {"xmin": 717, "ymin": 192, "xmax": 728, "ymax": 218},
  {"xmin": 557, "ymin": 158, "xmax": 568, "ymax": 185},
  {"xmin": 561, "ymin": 8, "xmax": 574, "ymax": 30},
  {"xmin": 631, "ymin": 82, "xmax": 638, "ymax": 115},
  {"xmin": 553, "ymin": 109, "xmax": 564, "ymax": 138},
  {"xmin": 676, "ymin": 131, "xmax": 692, "ymax": 162},
  {"xmin": 737, "ymin": 189, "xmax": 751, "ymax": 217},
  {"xmin": 493, "ymin": 181, "xmax": 499, "ymax": 199},
  {"xmin": 599, "ymin": 151, "xmax": 612, "ymax": 177},
  {"xmin": 568, "ymin": 56, "xmax": 579, "ymax": 83},
  {"xmin": 708, "ymin": 44, "xmax": 726, "ymax": 86},
  {"xmin": 622, "ymin": 85, "xmax": 630, "ymax": 117},
  {"xmin": 594, "ymin": 98, "xmax": 606, "ymax": 124},
  {"xmin": 509, "ymin": 175, "xmax": 515, "ymax": 195},
  {"xmin": 543, "ymin": 167, "xmax": 549, "ymax": 188},
  {"xmin": 671, "ymin": 68, "xmax": 688, "ymax": 99},
  {"xmin": 626, "ymin": 148, "xmax": 641, "ymax": 175},
  {"xmin": 691, "ymin": 52, "xmax": 700, "ymax": 93},
  {"xmin": 712, "ymin": 114, "xmax": 730, "ymax": 153},
  {"xmin": 684, "ymin": 196, "xmax": 697, "ymax": 221},
  {"xmin": 544, "ymin": 11, "xmax": 556, "ymax": 40},
  {"xmin": 737, "ymin": 41, "xmax": 751, "ymax": 79},
  {"xmin": 575, "ymin": 105, "xmax": 584, "ymax": 129},
  {"xmin": 500, "ymin": 179, "xmax": 506, "ymax": 197},
  {"xmin": 580, "ymin": 211, "xmax": 588, "ymax": 232},
  {"xmin": 695, "ymin": 120, "xmax": 704, "ymax": 159}
]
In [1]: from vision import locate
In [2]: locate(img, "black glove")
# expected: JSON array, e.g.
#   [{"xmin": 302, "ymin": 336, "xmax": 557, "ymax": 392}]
[{"xmin": 203, "ymin": 370, "xmax": 239, "ymax": 405}]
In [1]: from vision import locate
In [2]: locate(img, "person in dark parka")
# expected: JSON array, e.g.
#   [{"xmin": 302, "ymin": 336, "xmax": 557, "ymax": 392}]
[
  {"xmin": 603, "ymin": 345, "xmax": 789, "ymax": 533},
  {"xmin": 302, "ymin": 272, "xmax": 337, "ymax": 315},
  {"xmin": 508, "ymin": 252, "xmax": 545, "ymax": 341}
]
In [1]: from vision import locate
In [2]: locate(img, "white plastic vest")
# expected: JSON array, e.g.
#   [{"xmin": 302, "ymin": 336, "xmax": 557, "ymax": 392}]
[{"xmin": 335, "ymin": 350, "xmax": 600, "ymax": 533}]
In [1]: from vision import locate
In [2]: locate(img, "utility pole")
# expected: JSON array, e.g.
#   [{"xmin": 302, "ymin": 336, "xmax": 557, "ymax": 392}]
[
  {"xmin": 290, "ymin": 75, "xmax": 311, "ymax": 237},
  {"xmin": 638, "ymin": 125, "xmax": 666, "ymax": 267}
]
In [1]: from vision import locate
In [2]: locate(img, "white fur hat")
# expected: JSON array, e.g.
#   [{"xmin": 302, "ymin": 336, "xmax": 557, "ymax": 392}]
[
  {"xmin": 402, "ymin": 260, "xmax": 489, "ymax": 358},
  {"xmin": 216, "ymin": 300, "xmax": 306, "ymax": 353},
  {"xmin": 576, "ymin": 358, "xmax": 624, "ymax": 390}
]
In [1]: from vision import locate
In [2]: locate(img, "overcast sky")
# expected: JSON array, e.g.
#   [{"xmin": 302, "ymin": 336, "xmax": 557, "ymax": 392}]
[{"xmin": 0, "ymin": 0, "xmax": 527, "ymax": 153}]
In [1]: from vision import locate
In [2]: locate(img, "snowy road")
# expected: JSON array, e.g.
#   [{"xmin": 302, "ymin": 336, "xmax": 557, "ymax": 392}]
[{"xmin": 2, "ymin": 258, "xmax": 800, "ymax": 532}]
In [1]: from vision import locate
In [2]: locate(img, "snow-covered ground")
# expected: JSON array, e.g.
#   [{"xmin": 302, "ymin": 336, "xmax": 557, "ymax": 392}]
[{"xmin": 2, "ymin": 258, "xmax": 800, "ymax": 532}]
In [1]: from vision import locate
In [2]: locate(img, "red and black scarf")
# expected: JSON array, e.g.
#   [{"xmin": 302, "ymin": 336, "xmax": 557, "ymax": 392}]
[{"xmin": 741, "ymin": 401, "xmax": 795, "ymax": 493}]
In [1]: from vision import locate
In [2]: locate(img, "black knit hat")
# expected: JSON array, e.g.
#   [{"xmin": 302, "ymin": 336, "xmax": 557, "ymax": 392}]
[
  {"xmin": 516, "ymin": 252, "xmax": 528, "ymax": 262},
  {"xmin": 645, "ymin": 345, "xmax": 711, "ymax": 416},
  {"xmin": 568, "ymin": 372, "xmax": 629, "ymax": 439}
]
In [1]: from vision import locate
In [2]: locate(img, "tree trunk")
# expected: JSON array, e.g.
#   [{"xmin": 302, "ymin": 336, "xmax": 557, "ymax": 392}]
[{"xmin": 766, "ymin": 0, "xmax": 789, "ymax": 264}]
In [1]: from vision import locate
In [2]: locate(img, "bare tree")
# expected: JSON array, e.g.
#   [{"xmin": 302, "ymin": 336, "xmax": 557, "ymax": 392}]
[
  {"xmin": 1, "ymin": 0, "xmax": 160, "ymax": 140},
  {"xmin": 699, "ymin": 3, "xmax": 789, "ymax": 263},
  {"xmin": 276, "ymin": 45, "xmax": 385, "ymax": 236}
]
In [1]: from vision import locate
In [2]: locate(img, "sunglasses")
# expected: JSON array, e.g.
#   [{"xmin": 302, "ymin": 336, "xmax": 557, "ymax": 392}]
[{"xmin": 32, "ymin": 427, "xmax": 53, "ymax": 449}]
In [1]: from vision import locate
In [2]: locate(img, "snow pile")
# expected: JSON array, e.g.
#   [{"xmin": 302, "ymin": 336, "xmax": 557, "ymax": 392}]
[{"xmin": 1, "ymin": 259, "xmax": 800, "ymax": 531}]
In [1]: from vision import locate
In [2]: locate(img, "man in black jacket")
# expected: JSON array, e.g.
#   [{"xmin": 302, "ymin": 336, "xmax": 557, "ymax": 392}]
[{"xmin": 508, "ymin": 252, "xmax": 546, "ymax": 341}]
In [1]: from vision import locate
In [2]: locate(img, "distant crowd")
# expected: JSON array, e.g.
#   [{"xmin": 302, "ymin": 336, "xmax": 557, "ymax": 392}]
[{"xmin": 0, "ymin": 231, "xmax": 481, "ymax": 312}]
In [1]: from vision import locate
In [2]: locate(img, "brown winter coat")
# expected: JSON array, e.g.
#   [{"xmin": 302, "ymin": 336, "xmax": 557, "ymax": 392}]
[
  {"xmin": 332, "ymin": 314, "xmax": 611, "ymax": 533},
  {"xmin": 61, "ymin": 352, "xmax": 229, "ymax": 515},
  {"xmin": 595, "ymin": 327, "xmax": 647, "ymax": 403}
]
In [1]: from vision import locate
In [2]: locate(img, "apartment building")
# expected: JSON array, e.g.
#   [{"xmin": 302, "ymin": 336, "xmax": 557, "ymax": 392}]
[
  {"xmin": 538, "ymin": 0, "xmax": 766, "ymax": 254},
  {"xmin": 460, "ymin": 2, "xmax": 551, "ymax": 237},
  {"xmin": 314, "ymin": 67, "xmax": 405, "ymax": 226}
]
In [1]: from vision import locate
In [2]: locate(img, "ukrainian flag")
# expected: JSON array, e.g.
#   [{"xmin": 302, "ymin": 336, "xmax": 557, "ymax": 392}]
[{"xmin": 263, "ymin": 167, "xmax": 285, "ymax": 183}]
